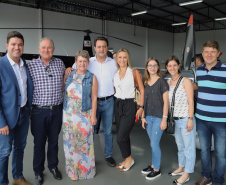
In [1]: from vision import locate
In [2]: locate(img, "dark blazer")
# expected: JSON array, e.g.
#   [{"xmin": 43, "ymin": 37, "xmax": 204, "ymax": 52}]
[{"xmin": 0, "ymin": 55, "xmax": 33, "ymax": 129}]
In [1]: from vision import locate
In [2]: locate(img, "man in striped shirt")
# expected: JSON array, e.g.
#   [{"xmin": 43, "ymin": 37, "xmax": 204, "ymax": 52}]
[{"xmin": 193, "ymin": 41, "xmax": 226, "ymax": 185}]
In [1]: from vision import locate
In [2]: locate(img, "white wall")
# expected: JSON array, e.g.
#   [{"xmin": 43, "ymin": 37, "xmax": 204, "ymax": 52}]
[{"xmin": 1, "ymin": 3, "xmax": 225, "ymax": 66}]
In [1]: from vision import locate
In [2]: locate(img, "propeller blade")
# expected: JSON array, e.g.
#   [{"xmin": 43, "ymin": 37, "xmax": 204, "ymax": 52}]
[
  {"xmin": 182, "ymin": 14, "xmax": 196, "ymax": 70},
  {"xmin": 1, "ymin": 28, "xmax": 143, "ymax": 47},
  {"xmin": 91, "ymin": 31, "xmax": 143, "ymax": 47}
]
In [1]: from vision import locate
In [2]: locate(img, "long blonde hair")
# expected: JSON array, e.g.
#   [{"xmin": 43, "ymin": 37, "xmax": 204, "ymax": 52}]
[
  {"xmin": 144, "ymin": 57, "xmax": 162, "ymax": 85},
  {"xmin": 116, "ymin": 48, "xmax": 132, "ymax": 69}
]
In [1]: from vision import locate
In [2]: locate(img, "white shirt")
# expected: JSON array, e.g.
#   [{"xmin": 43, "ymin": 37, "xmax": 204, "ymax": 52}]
[
  {"xmin": 114, "ymin": 67, "xmax": 135, "ymax": 99},
  {"xmin": 168, "ymin": 78, "xmax": 189, "ymax": 117},
  {"xmin": 89, "ymin": 56, "xmax": 117, "ymax": 98},
  {"xmin": 7, "ymin": 54, "xmax": 28, "ymax": 107}
]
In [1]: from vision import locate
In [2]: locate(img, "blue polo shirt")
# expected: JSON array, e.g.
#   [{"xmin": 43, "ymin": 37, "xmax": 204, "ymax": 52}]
[{"xmin": 195, "ymin": 60, "xmax": 226, "ymax": 122}]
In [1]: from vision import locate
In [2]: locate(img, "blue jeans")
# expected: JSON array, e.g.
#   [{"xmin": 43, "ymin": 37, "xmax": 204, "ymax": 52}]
[
  {"xmin": 96, "ymin": 96, "xmax": 114, "ymax": 158},
  {"xmin": 0, "ymin": 107, "xmax": 30, "ymax": 185},
  {"xmin": 196, "ymin": 118, "xmax": 226, "ymax": 185},
  {"xmin": 174, "ymin": 117, "xmax": 196, "ymax": 173},
  {"xmin": 145, "ymin": 116, "xmax": 163, "ymax": 170}
]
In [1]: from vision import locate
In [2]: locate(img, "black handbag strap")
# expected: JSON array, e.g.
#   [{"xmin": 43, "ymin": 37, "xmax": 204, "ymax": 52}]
[{"xmin": 169, "ymin": 76, "xmax": 183, "ymax": 118}]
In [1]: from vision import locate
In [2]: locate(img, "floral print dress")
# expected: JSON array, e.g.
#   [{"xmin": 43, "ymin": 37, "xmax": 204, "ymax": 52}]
[{"xmin": 63, "ymin": 74, "xmax": 96, "ymax": 180}]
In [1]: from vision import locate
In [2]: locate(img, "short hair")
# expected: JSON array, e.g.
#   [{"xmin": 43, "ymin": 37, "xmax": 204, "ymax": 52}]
[
  {"xmin": 165, "ymin": 55, "xmax": 181, "ymax": 74},
  {"xmin": 116, "ymin": 48, "xmax": 132, "ymax": 69},
  {"xmin": 7, "ymin": 31, "xmax": 24, "ymax": 44},
  {"xmin": 94, "ymin": 37, "xmax": 109, "ymax": 47},
  {"xmin": 75, "ymin": 50, "xmax": 90, "ymax": 61},
  {"xmin": 195, "ymin": 53, "xmax": 204, "ymax": 64},
  {"xmin": 39, "ymin": 37, "xmax": 55, "ymax": 48},
  {"xmin": 203, "ymin": 41, "xmax": 220, "ymax": 52},
  {"xmin": 144, "ymin": 57, "xmax": 162, "ymax": 85}
]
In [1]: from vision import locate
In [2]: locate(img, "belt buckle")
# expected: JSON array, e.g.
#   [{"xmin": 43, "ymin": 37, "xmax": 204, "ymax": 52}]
[
  {"xmin": 49, "ymin": 106, "xmax": 54, "ymax": 110},
  {"xmin": 104, "ymin": 97, "xmax": 107, "ymax": 101}
]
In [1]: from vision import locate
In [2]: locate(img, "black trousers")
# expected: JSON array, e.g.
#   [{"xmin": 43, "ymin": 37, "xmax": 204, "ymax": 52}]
[
  {"xmin": 114, "ymin": 98, "xmax": 137, "ymax": 159},
  {"xmin": 30, "ymin": 106, "xmax": 63, "ymax": 175}
]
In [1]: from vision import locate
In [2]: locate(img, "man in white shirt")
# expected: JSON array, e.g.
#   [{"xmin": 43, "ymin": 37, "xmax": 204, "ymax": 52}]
[{"xmin": 88, "ymin": 37, "xmax": 117, "ymax": 166}]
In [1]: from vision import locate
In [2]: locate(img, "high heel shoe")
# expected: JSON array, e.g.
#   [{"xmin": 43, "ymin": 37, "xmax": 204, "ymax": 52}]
[
  {"xmin": 173, "ymin": 177, "xmax": 190, "ymax": 185},
  {"xmin": 116, "ymin": 164, "xmax": 124, "ymax": 169},
  {"xmin": 120, "ymin": 159, "xmax": 135, "ymax": 172}
]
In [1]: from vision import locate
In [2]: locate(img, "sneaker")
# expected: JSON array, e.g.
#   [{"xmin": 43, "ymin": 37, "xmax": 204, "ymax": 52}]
[
  {"xmin": 145, "ymin": 170, "xmax": 161, "ymax": 180},
  {"xmin": 141, "ymin": 165, "xmax": 153, "ymax": 174},
  {"xmin": 193, "ymin": 176, "xmax": 212, "ymax": 185}
]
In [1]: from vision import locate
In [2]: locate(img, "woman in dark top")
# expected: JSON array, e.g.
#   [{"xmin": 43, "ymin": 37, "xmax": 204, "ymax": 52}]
[{"xmin": 141, "ymin": 57, "xmax": 169, "ymax": 180}]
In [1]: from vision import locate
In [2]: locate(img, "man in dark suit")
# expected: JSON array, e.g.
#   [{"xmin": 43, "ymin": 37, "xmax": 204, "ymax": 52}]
[{"xmin": 0, "ymin": 31, "xmax": 33, "ymax": 185}]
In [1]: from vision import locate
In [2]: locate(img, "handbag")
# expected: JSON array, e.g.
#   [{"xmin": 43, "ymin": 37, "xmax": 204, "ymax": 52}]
[
  {"xmin": 166, "ymin": 76, "xmax": 183, "ymax": 134},
  {"xmin": 132, "ymin": 69, "xmax": 142, "ymax": 106}
]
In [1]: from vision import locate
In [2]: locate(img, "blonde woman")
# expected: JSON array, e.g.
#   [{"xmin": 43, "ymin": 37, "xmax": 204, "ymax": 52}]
[{"xmin": 114, "ymin": 49, "xmax": 144, "ymax": 171}]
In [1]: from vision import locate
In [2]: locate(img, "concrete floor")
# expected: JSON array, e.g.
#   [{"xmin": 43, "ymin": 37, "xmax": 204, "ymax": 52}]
[{"xmin": 8, "ymin": 122, "xmax": 225, "ymax": 185}]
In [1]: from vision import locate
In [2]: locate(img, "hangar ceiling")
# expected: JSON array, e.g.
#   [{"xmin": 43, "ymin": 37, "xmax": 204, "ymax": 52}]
[{"xmin": 1, "ymin": 0, "xmax": 226, "ymax": 33}]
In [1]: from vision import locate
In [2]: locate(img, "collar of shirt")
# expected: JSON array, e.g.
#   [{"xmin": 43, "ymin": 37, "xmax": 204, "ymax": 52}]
[
  {"xmin": 200, "ymin": 60, "xmax": 222, "ymax": 70},
  {"xmin": 92, "ymin": 55, "xmax": 113, "ymax": 63},
  {"xmin": 7, "ymin": 53, "xmax": 24, "ymax": 67},
  {"xmin": 37, "ymin": 56, "xmax": 56, "ymax": 66}
]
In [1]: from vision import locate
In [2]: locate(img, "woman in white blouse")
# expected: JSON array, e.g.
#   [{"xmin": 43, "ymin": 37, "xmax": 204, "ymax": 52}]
[
  {"xmin": 114, "ymin": 48, "xmax": 144, "ymax": 171},
  {"xmin": 166, "ymin": 55, "xmax": 196, "ymax": 185}
]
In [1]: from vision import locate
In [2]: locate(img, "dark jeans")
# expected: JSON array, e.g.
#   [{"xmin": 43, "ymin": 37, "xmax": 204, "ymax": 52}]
[
  {"xmin": 30, "ymin": 106, "xmax": 62, "ymax": 175},
  {"xmin": 0, "ymin": 107, "xmax": 30, "ymax": 185},
  {"xmin": 196, "ymin": 118, "xmax": 226, "ymax": 185}
]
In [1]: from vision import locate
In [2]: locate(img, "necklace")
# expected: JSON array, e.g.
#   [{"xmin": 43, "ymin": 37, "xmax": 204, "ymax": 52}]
[{"xmin": 171, "ymin": 75, "xmax": 180, "ymax": 81}]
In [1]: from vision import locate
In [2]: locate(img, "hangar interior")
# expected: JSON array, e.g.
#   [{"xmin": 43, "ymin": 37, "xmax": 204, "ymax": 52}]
[{"xmin": 0, "ymin": 1, "xmax": 225, "ymax": 185}]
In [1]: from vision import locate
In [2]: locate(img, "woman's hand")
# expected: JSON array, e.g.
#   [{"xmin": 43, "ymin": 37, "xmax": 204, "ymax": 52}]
[
  {"xmin": 141, "ymin": 118, "xmax": 147, "ymax": 129},
  {"xmin": 65, "ymin": 67, "xmax": 74, "ymax": 76},
  {"xmin": 136, "ymin": 107, "xmax": 143, "ymax": 119},
  {"xmin": 91, "ymin": 115, "xmax": 97, "ymax": 126},
  {"xmin": 160, "ymin": 120, "xmax": 167, "ymax": 130},
  {"xmin": 186, "ymin": 119, "xmax": 193, "ymax": 132}
]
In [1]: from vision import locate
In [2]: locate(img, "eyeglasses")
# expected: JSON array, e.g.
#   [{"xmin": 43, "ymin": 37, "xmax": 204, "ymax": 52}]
[
  {"xmin": 45, "ymin": 66, "xmax": 53, "ymax": 77},
  {"xmin": 147, "ymin": 64, "xmax": 158, "ymax": 68}
]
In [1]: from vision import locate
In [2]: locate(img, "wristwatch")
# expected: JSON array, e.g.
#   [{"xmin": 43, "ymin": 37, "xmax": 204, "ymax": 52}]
[
  {"xmin": 139, "ymin": 106, "xmax": 144, "ymax": 109},
  {"xmin": 188, "ymin": 117, "xmax": 194, "ymax": 120},
  {"xmin": 163, "ymin": 115, "xmax": 168, "ymax": 118}
]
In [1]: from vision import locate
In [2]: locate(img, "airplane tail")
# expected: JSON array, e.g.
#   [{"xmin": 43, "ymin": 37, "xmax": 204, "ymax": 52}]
[{"xmin": 182, "ymin": 14, "xmax": 196, "ymax": 70}]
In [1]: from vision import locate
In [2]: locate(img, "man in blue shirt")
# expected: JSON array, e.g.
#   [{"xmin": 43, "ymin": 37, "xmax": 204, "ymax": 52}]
[{"xmin": 194, "ymin": 41, "xmax": 226, "ymax": 185}]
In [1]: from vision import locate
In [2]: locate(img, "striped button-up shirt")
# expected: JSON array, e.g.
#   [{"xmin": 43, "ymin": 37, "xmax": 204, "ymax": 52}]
[
  {"xmin": 195, "ymin": 61, "xmax": 226, "ymax": 122},
  {"xmin": 27, "ymin": 57, "xmax": 65, "ymax": 106}
]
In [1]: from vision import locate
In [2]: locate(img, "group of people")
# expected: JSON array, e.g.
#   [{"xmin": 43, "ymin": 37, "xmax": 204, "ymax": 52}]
[{"xmin": 0, "ymin": 30, "xmax": 225, "ymax": 185}]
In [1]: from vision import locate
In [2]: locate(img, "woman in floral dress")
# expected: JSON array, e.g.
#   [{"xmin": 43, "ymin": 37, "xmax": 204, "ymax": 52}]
[{"xmin": 63, "ymin": 50, "xmax": 98, "ymax": 181}]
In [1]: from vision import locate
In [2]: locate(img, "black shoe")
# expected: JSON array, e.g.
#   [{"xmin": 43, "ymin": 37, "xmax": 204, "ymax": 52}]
[
  {"xmin": 145, "ymin": 170, "xmax": 161, "ymax": 180},
  {"xmin": 95, "ymin": 130, "xmax": 99, "ymax": 134},
  {"xmin": 105, "ymin": 157, "xmax": 116, "ymax": 167},
  {"xmin": 35, "ymin": 174, "xmax": 43, "ymax": 185},
  {"xmin": 50, "ymin": 167, "xmax": 62, "ymax": 180},
  {"xmin": 141, "ymin": 165, "xmax": 153, "ymax": 175}
]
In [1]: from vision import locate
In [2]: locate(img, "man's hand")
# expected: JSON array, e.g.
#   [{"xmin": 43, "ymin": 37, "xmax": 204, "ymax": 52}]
[
  {"xmin": 65, "ymin": 67, "xmax": 74, "ymax": 76},
  {"xmin": 0, "ymin": 125, "xmax": 9, "ymax": 135}
]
